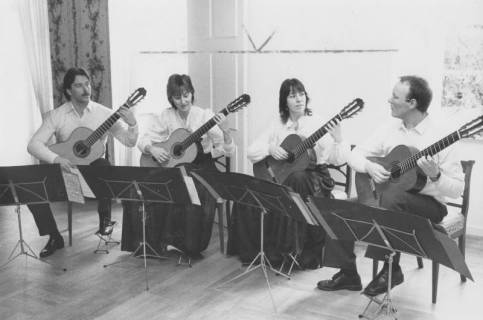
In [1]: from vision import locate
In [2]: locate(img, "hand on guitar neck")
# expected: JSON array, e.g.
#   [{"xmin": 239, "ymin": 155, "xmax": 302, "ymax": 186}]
[{"xmin": 416, "ymin": 155, "xmax": 441, "ymax": 181}]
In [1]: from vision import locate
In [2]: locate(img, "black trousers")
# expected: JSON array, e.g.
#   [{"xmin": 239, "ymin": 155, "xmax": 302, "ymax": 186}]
[
  {"xmin": 27, "ymin": 158, "xmax": 112, "ymax": 236},
  {"xmin": 323, "ymin": 185, "xmax": 447, "ymax": 271}
]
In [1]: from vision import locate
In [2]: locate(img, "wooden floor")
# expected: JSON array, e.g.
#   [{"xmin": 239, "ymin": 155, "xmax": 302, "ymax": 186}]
[{"xmin": 0, "ymin": 201, "xmax": 481, "ymax": 320}]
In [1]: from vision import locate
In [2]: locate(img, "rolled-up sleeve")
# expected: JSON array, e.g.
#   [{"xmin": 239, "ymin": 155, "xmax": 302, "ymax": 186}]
[{"xmin": 27, "ymin": 111, "xmax": 59, "ymax": 163}]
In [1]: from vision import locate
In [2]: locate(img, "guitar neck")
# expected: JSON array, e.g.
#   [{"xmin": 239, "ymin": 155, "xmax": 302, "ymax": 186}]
[
  {"xmin": 180, "ymin": 108, "xmax": 229, "ymax": 149},
  {"xmin": 84, "ymin": 105, "xmax": 125, "ymax": 147},
  {"xmin": 292, "ymin": 113, "xmax": 342, "ymax": 158},
  {"xmin": 397, "ymin": 131, "xmax": 460, "ymax": 175}
]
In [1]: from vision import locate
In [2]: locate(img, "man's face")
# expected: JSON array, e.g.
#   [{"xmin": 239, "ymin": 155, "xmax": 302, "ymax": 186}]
[
  {"xmin": 388, "ymin": 81, "xmax": 413, "ymax": 119},
  {"xmin": 68, "ymin": 75, "xmax": 91, "ymax": 104}
]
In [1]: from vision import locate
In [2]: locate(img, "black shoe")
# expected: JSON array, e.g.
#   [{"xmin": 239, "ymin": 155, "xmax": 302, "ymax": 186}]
[
  {"xmin": 363, "ymin": 267, "xmax": 404, "ymax": 297},
  {"xmin": 317, "ymin": 271, "xmax": 363, "ymax": 291},
  {"xmin": 39, "ymin": 234, "xmax": 64, "ymax": 258},
  {"xmin": 96, "ymin": 220, "xmax": 115, "ymax": 236}
]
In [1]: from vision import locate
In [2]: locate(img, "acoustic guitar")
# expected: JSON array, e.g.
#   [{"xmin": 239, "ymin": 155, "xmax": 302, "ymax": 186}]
[
  {"xmin": 48, "ymin": 88, "xmax": 146, "ymax": 165},
  {"xmin": 355, "ymin": 115, "xmax": 483, "ymax": 206},
  {"xmin": 140, "ymin": 94, "xmax": 251, "ymax": 167},
  {"xmin": 253, "ymin": 98, "xmax": 364, "ymax": 184}
]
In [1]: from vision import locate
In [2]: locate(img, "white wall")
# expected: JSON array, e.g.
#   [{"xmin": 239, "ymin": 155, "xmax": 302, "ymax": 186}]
[
  {"xmin": 109, "ymin": 0, "xmax": 188, "ymax": 166},
  {"xmin": 0, "ymin": 0, "xmax": 41, "ymax": 166}
]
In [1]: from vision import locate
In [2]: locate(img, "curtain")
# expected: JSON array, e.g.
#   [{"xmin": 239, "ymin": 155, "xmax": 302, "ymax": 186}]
[{"xmin": 18, "ymin": 0, "xmax": 54, "ymax": 118}]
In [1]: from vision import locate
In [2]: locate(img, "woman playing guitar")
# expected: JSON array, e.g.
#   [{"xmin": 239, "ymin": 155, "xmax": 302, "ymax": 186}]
[
  {"xmin": 229, "ymin": 78, "xmax": 350, "ymax": 269},
  {"xmin": 123, "ymin": 74, "xmax": 234, "ymax": 258}
]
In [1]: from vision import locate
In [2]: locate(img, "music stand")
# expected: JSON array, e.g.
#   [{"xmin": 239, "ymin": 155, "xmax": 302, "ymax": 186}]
[
  {"xmin": 77, "ymin": 165, "xmax": 194, "ymax": 290},
  {"xmin": 190, "ymin": 170, "xmax": 307, "ymax": 311},
  {"xmin": 0, "ymin": 164, "xmax": 70, "ymax": 272},
  {"xmin": 307, "ymin": 196, "xmax": 473, "ymax": 320}
]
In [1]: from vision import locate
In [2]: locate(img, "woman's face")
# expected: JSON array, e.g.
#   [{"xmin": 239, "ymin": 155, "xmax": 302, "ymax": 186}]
[
  {"xmin": 172, "ymin": 88, "xmax": 193, "ymax": 113},
  {"xmin": 286, "ymin": 88, "xmax": 306, "ymax": 117}
]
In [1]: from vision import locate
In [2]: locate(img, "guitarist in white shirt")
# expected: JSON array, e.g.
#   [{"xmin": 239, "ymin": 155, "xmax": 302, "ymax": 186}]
[
  {"xmin": 317, "ymin": 75, "xmax": 464, "ymax": 296},
  {"xmin": 129, "ymin": 73, "xmax": 233, "ymax": 256},
  {"xmin": 27, "ymin": 67, "xmax": 139, "ymax": 258}
]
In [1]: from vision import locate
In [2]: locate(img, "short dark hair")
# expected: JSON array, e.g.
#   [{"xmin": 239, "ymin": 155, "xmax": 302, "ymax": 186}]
[
  {"xmin": 399, "ymin": 75, "xmax": 432, "ymax": 113},
  {"xmin": 63, "ymin": 67, "xmax": 90, "ymax": 101},
  {"xmin": 166, "ymin": 74, "xmax": 195, "ymax": 109},
  {"xmin": 279, "ymin": 78, "xmax": 311, "ymax": 123}
]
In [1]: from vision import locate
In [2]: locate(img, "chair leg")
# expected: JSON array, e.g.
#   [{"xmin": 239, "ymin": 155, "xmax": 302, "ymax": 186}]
[
  {"xmin": 67, "ymin": 201, "xmax": 73, "ymax": 246},
  {"xmin": 372, "ymin": 259, "xmax": 378, "ymax": 279},
  {"xmin": 417, "ymin": 257, "xmax": 424, "ymax": 269},
  {"xmin": 458, "ymin": 235, "xmax": 467, "ymax": 282},
  {"xmin": 432, "ymin": 261, "xmax": 439, "ymax": 304},
  {"xmin": 216, "ymin": 201, "xmax": 225, "ymax": 254}
]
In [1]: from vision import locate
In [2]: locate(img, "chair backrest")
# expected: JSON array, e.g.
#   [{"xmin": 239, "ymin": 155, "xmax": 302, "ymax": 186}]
[
  {"xmin": 446, "ymin": 160, "xmax": 474, "ymax": 219},
  {"xmin": 327, "ymin": 162, "xmax": 352, "ymax": 197},
  {"xmin": 213, "ymin": 155, "xmax": 230, "ymax": 173}
]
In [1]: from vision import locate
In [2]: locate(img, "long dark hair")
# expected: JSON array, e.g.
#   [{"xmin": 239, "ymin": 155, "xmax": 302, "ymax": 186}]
[
  {"xmin": 166, "ymin": 74, "xmax": 195, "ymax": 109},
  {"xmin": 278, "ymin": 78, "xmax": 311, "ymax": 123}
]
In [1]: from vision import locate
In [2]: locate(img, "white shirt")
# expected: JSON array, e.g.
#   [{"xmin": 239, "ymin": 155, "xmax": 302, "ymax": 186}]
[
  {"xmin": 247, "ymin": 113, "xmax": 350, "ymax": 165},
  {"xmin": 348, "ymin": 115, "xmax": 464, "ymax": 203},
  {"xmin": 28, "ymin": 101, "xmax": 139, "ymax": 163},
  {"xmin": 138, "ymin": 105, "xmax": 235, "ymax": 155}
]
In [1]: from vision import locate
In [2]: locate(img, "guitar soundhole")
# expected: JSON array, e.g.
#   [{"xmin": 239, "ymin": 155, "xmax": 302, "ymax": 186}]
[
  {"xmin": 73, "ymin": 141, "xmax": 90, "ymax": 158},
  {"xmin": 172, "ymin": 143, "xmax": 184, "ymax": 158}
]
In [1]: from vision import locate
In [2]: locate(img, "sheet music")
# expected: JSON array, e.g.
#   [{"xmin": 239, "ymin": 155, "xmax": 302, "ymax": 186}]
[
  {"xmin": 61, "ymin": 171, "xmax": 85, "ymax": 204},
  {"xmin": 70, "ymin": 168, "xmax": 95, "ymax": 198},
  {"xmin": 183, "ymin": 176, "xmax": 201, "ymax": 206}
]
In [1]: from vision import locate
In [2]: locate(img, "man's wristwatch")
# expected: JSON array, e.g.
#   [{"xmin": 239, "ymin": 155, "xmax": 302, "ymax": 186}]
[{"xmin": 429, "ymin": 171, "xmax": 441, "ymax": 182}]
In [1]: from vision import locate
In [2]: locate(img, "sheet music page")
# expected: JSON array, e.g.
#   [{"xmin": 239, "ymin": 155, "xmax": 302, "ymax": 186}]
[
  {"xmin": 70, "ymin": 168, "xmax": 96, "ymax": 198},
  {"xmin": 289, "ymin": 192, "xmax": 316, "ymax": 225},
  {"xmin": 61, "ymin": 171, "xmax": 85, "ymax": 204},
  {"xmin": 183, "ymin": 176, "xmax": 201, "ymax": 206}
]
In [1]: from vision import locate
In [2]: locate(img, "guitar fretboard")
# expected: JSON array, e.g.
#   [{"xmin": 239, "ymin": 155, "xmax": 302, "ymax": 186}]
[
  {"xmin": 292, "ymin": 114, "xmax": 342, "ymax": 159},
  {"xmin": 84, "ymin": 105, "xmax": 125, "ymax": 146},
  {"xmin": 180, "ymin": 108, "xmax": 230, "ymax": 150},
  {"xmin": 394, "ymin": 131, "xmax": 460, "ymax": 176}
]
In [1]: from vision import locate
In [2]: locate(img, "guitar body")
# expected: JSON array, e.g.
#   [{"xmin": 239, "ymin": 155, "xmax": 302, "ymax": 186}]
[
  {"xmin": 139, "ymin": 128, "xmax": 199, "ymax": 167},
  {"xmin": 355, "ymin": 144, "xmax": 427, "ymax": 206},
  {"xmin": 48, "ymin": 127, "xmax": 105, "ymax": 165},
  {"xmin": 253, "ymin": 134, "xmax": 314, "ymax": 184}
]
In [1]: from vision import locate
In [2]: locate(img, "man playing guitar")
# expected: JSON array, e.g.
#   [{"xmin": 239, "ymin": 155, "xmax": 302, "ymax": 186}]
[
  {"xmin": 317, "ymin": 75, "xmax": 464, "ymax": 296},
  {"xmin": 27, "ymin": 67, "xmax": 139, "ymax": 258}
]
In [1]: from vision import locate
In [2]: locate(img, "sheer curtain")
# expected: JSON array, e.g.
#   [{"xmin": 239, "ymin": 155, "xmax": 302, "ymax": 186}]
[{"xmin": 18, "ymin": 0, "xmax": 53, "ymax": 118}]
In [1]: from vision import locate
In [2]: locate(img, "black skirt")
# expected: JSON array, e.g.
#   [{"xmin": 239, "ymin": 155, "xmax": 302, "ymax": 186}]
[
  {"xmin": 226, "ymin": 164, "xmax": 334, "ymax": 268},
  {"xmin": 121, "ymin": 152, "xmax": 218, "ymax": 256}
]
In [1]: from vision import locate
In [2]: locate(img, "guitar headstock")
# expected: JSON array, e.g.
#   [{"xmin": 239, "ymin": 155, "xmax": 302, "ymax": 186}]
[
  {"xmin": 458, "ymin": 115, "xmax": 483, "ymax": 139},
  {"xmin": 339, "ymin": 98, "xmax": 364, "ymax": 120},
  {"xmin": 226, "ymin": 94, "xmax": 251, "ymax": 113},
  {"xmin": 125, "ymin": 87, "xmax": 147, "ymax": 108}
]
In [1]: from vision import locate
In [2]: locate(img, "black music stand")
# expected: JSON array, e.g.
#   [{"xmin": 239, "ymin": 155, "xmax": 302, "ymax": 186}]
[
  {"xmin": 0, "ymin": 164, "xmax": 70, "ymax": 272},
  {"xmin": 78, "ymin": 165, "xmax": 195, "ymax": 290},
  {"xmin": 307, "ymin": 196, "xmax": 473, "ymax": 320},
  {"xmin": 190, "ymin": 170, "xmax": 307, "ymax": 311}
]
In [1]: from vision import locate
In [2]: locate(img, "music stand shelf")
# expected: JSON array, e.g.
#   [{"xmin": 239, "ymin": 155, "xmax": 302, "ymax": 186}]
[
  {"xmin": 78, "ymin": 165, "xmax": 196, "ymax": 290},
  {"xmin": 0, "ymin": 164, "xmax": 69, "ymax": 272},
  {"xmin": 307, "ymin": 196, "xmax": 473, "ymax": 320},
  {"xmin": 189, "ymin": 170, "xmax": 311, "ymax": 312}
]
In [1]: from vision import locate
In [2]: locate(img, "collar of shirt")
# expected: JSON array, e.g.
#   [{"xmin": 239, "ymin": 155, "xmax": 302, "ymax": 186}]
[
  {"xmin": 397, "ymin": 114, "xmax": 432, "ymax": 135},
  {"xmin": 68, "ymin": 101, "xmax": 93, "ymax": 117}
]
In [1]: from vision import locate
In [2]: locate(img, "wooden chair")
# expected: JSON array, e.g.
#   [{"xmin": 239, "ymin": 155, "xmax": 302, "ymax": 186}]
[
  {"xmin": 371, "ymin": 160, "xmax": 475, "ymax": 304},
  {"xmin": 327, "ymin": 162, "xmax": 353, "ymax": 200}
]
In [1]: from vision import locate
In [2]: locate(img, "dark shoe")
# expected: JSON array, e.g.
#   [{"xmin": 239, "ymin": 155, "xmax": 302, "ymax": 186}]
[
  {"xmin": 363, "ymin": 267, "xmax": 404, "ymax": 297},
  {"xmin": 39, "ymin": 235, "xmax": 65, "ymax": 258},
  {"xmin": 96, "ymin": 220, "xmax": 115, "ymax": 236},
  {"xmin": 317, "ymin": 271, "xmax": 363, "ymax": 291}
]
